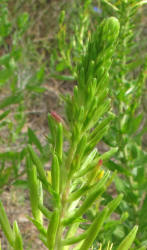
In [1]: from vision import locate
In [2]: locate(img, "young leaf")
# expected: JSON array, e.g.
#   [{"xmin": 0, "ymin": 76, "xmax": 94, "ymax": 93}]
[
  {"xmin": 27, "ymin": 145, "xmax": 47, "ymax": 183},
  {"xmin": 79, "ymin": 208, "xmax": 108, "ymax": 250},
  {"xmin": 106, "ymin": 194, "xmax": 124, "ymax": 218},
  {"xmin": 117, "ymin": 225, "xmax": 138, "ymax": 250},
  {"xmin": 13, "ymin": 221, "xmax": 23, "ymax": 250},
  {"xmin": 0, "ymin": 200, "xmax": 14, "ymax": 246},
  {"xmin": 51, "ymin": 153, "xmax": 60, "ymax": 194},
  {"xmin": 28, "ymin": 128, "xmax": 43, "ymax": 153},
  {"xmin": 62, "ymin": 187, "xmax": 105, "ymax": 226},
  {"xmin": 26, "ymin": 157, "xmax": 43, "ymax": 224}
]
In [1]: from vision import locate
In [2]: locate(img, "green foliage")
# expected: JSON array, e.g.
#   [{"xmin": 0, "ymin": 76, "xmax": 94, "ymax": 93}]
[
  {"xmin": 0, "ymin": 0, "xmax": 146, "ymax": 249},
  {"xmin": 99, "ymin": 0, "xmax": 147, "ymax": 246},
  {"xmin": 0, "ymin": 0, "xmax": 45, "ymax": 191},
  {"xmin": 50, "ymin": 0, "xmax": 93, "ymax": 80},
  {"xmin": 0, "ymin": 15, "xmax": 135, "ymax": 250},
  {"xmin": 50, "ymin": 0, "xmax": 147, "ymax": 247}
]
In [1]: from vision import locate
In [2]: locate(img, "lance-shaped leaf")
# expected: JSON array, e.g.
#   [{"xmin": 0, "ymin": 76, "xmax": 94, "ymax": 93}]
[
  {"xmin": 83, "ymin": 100, "xmax": 110, "ymax": 132},
  {"xmin": 0, "ymin": 109, "xmax": 10, "ymax": 120},
  {"xmin": 74, "ymin": 148, "xmax": 98, "ymax": 178},
  {"xmin": 87, "ymin": 126, "xmax": 109, "ymax": 152},
  {"xmin": 102, "ymin": 0, "xmax": 118, "ymax": 11},
  {"xmin": 67, "ymin": 185, "xmax": 90, "ymax": 203},
  {"xmin": 28, "ymin": 216, "xmax": 47, "ymax": 237},
  {"xmin": 51, "ymin": 153, "xmax": 60, "ymax": 194},
  {"xmin": 75, "ymin": 135, "xmax": 87, "ymax": 160},
  {"xmin": 26, "ymin": 157, "xmax": 43, "ymax": 224},
  {"xmin": 62, "ymin": 231, "xmax": 87, "ymax": 246},
  {"xmin": 101, "ymin": 147, "xmax": 118, "ymax": 161},
  {"xmin": 27, "ymin": 146, "xmax": 59, "ymax": 204},
  {"xmin": 88, "ymin": 116, "xmax": 113, "ymax": 142},
  {"xmin": 0, "ymin": 200, "xmax": 14, "ymax": 246},
  {"xmin": 137, "ymin": 247, "xmax": 146, "ymax": 250},
  {"xmin": 47, "ymin": 209, "xmax": 60, "ymax": 249},
  {"xmin": 71, "ymin": 135, "xmax": 87, "ymax": 174},
  {"xmin": 62, "ymin": 187, "xmax": 105, "ymax": 226},
  {"xmin": 28, "ymin": 128, "xmax": 43, "ymax": 153},
  {"xmin": 106, "ymin": 194, "xmax": 124, "ymax": 219},
  {"xmin": 27, "ymin": 145, "xmax": 47, "ymax": 182},
  {"xmin": 13, "ymin": 221, "xmax": 23, "ymax": 250},
  {"xmin": 135, "ymin": 1, "xmax": 147, "ymax": 7},
  {"xmin": 38, "ymin": 203, "xmax": 52, "ymax": 220},
  {"xmin": 117, "ymin": 225, "xmax": 138, "ymax": 250},
  {"xmin": 79, "ymin": 207, "xmax": 108, "ymax": 250},
  {"xmin": 73, "ymin": 156, "xmax": 100, "ymax": 178},
  {"xmin": 48, "ymin": 113, "xmax": 57, "ymax": 144},
  {"xmin": 63, "ymin": 222, "xmax": 80, "ymax": 248}
]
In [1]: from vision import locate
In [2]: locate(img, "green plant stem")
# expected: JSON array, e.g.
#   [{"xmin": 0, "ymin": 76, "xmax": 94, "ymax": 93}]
[{"xmin": 55, "ymin": 182, "xmax": 70, "ymax": 250}]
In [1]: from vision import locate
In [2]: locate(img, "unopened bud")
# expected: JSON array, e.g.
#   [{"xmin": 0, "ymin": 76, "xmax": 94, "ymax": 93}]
[
  {"xmin": 51, "ymin": 111, "xmax": 62, "ymax": 123},
  {"xmin": 98, "ymin": 159, "xmax": 103, "ymax": 166}
]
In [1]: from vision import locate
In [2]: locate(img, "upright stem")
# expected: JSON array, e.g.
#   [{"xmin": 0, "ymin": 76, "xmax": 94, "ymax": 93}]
[{"xmin": 55, "ymin": 181, "xmax": 70, "ymax": 250}]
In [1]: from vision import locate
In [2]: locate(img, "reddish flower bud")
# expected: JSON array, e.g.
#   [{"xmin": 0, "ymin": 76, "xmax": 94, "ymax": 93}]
[
  {"xmin": 98, "ymin": 159, "xmax": 103, "ymax": 166},
  {"xmin": 50, "ymin": 111, "xmax": 62, "ymax": 123}
]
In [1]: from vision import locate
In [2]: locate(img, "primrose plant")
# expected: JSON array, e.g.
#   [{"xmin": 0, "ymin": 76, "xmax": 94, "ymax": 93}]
[
  {"xmin": 0, "ymin": 16, "xmax": 139, "ymax": 249},
  {"xmin": 28, "ymin": 17, "xmax": 123, "ymax": 250}
]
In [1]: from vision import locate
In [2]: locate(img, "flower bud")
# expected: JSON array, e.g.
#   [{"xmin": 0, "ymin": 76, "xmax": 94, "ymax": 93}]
[{"xmin": 51, "ymin": 111, "xmax": 62, "ymax": 123}]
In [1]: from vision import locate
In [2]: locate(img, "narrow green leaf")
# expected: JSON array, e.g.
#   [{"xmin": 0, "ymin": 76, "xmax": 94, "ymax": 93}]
[
  {"xmin": 27, "ymin": 146, "xmax": 57, "ymax": 200},
  {"xmin": 102, "ymin": 0, "xmax": 118, "ymax": 11},
  {"xmin": 106, "ymin": 160, "xmax": 130, "ymax": 176},
  {"xmin": 48, "ymin": 113, "xmax": 56, "ymax": 143},
  {"xmin": 79, "ymin": 208, "xmax": 108, "ymax": 250},
  {"xmin": 47, "ymin": 209, "xmax": 60, "ymax": 249},
  {"xmin": 13, "ymin": 221, "xmax": 23, "ymax": 250},
  {"xmin": 62, "ymin": 187, "xmax": 105, "ymax": 226},
  {"xmin": 0, "ymin": 110, "xmax": 10, "ymax": 120},
  {"xmin": 0, "ymin": 93, "xmax": 22, "ymax": 109},
  {"xmin": 67, "ymin": 185, "xmax": 89, "ymax": 203},
  {"xmin": 62, "ymin": 231, "xmax": 87, "ymax": 246},
  {"xmin": 106, "ymin": 194, "xmax": 124, "ymax": 218},
  {"xmin": 117, "ymin": 225, "xmax": 138, "ymax": 250},
  {"xmin": 101, "ymin": 148, "xmax": 118, "ymax": 161},
  {"xmin": 74, "ymin": 148, "xmax": 97, "ymax": 178},
  {"xmin": 26, "ymin": 157, "xmax": 42, "ymax": 223},
  {"xmin": 51, "ymin": 153, "xmax": 60, "ymax": 194},
  {"xmin": 27, "ymin": 145, "xmax": 47, "ymax": 183},
  {"xmin": 38, "ymin": 203, "xmax": 52, "ymax": 220},
  {"xmin": 137, "ymin": 247, "xmax": 146, "ymax": 250},
  {"xmin": 50, "ymin": 74, "xmax": 75, "ymax": 81},
  {"xmin": 28, "ymin": 217, "xmax": 47, "ymax": 237},
  {"xmin": 28, "ymin": 128, "xmax": 43, "ymax": 153},
  {"xmin": 0, "ymin": 200, "xmax": 14, "ymax": 246}
]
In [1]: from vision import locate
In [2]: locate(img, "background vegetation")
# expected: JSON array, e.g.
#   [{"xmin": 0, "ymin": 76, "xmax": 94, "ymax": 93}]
[{"xmin": 0, "ymin": 0, "xmax": 147, "ymax": 249}]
